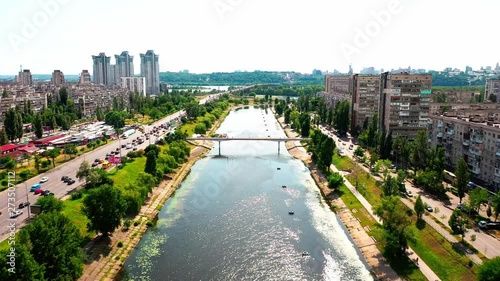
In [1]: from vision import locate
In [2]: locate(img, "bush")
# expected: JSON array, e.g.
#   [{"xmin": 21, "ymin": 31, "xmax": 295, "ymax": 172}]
[
  {"xmin": 133, "ymin": 221, "xmax": 139, "ymax": 226},
  {"xmin": 146, "ymin": 221, "xmax": 153, "ymax": 227},
  {"xmin": 41, "ymin": 160, "xmax": 51, "ymax": 168},
  {"xmin": 127, "ymin": 151, "xmax": 143, "ymax": 158},
  {"xmin": 70, "ymin": 190, "xmax": 83, "ymax": 200},
  {"xmin": 1, "ymin": 180, "xmax": 7, "ymax": 186},
  {"xmin": 124, "ymin": 219, "xmax": 132, "ymax": 230},
  {"xmin": 117, "ymin": 241, "xmax": 123, "ymax": 247},
  {"xmin": 328, "ymin": 173, "xmax": 344, "ymax": 189}
]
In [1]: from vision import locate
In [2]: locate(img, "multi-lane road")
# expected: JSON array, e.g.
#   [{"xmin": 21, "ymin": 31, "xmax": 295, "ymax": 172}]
[{"xmin": 0, "ymin": 92, "xmax": 227, "ymax": 242}]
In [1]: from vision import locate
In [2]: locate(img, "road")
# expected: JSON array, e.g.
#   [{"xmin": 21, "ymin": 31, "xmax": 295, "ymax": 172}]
[
  {"xmin": 0, "ymin": 93, "xmax": 223, "ymax": 241},
  {"xmin": 317, "ymin": 125, "xmax": 500, "ymax": 259}
]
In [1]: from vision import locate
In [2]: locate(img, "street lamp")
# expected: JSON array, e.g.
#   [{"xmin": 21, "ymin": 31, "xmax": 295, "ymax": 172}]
[{"xmin": 24, "ymin": 181, "xmax": 31, "ymax": 217}]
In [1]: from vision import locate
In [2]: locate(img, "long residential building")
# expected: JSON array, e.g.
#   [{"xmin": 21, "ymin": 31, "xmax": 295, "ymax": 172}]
[
  {"xmin": 51, "ymin": 70, "xmax": 65, "ymax": 86},
  {"xmin": 121, "ymin": 77, "xmax": 145, "ymax": 95},
  {"xmin": 379, "ymin": 72, "xmax": 432, "ymax": 138},
  {"xmin": 428, "ymin": 115, "xmax": 500, "ymax": 191}
]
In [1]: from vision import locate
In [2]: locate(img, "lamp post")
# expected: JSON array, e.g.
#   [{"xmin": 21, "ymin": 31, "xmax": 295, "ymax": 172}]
[{"xmin": 24, "ymin": 181, "xmax": 30, "ymax": 217}]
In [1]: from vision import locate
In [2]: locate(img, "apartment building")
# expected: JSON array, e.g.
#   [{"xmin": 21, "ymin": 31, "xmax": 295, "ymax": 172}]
[
  {"xmin": 352, "ymin": 74, "xmax": 380, "ymax": 129},
  {"xmin": 379, "ymin": 72, "xmax": 432, "ymax": 138},
  {"xmin": 16, "ymin": 69, "xmax": 32, "ymax": 86},
  {"xmin": 140, "ymin": 50, "xmax": 160, "ymax": 95},
  {"xmin": 121, "ymin": 77, "xmax": 145, "ymax": 95},
  {"xmin": 0, "ymin": 90, "xmax": 47, "ymax": 116},
  {"xmin": 429, "ymin": 115, "xmax": 500, "ymax": 190},
  {"xmin": 485, "ymin": 78, "xmax": 500, "ymax": 102},
  {"xmin": 79, "ymin": 70, "xmax": 92, "ymax": 85},
  {"xmin": 320, "ymin": 75, "xmax": 353, "ymax": 106},
  {"xmin": 51, "ymin": 70, "xmax": 65, "ymax": 86},
  {"xmin": 92, "ymin": 53, "xmax": 112, "ymax": 86}
]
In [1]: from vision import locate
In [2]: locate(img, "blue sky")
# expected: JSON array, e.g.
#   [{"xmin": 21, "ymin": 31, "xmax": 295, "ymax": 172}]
[{"xmin": 1, "ymin": 0, "xmax": 499, "ymax": 75}]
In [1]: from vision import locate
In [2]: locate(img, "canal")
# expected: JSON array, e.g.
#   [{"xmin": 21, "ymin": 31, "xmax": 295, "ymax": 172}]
[{"xmin": 122, "ymin": 107, "xmax": 373, "ymax": 280}]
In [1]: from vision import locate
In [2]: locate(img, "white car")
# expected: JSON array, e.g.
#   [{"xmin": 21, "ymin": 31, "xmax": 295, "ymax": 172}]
[
  {"xmin": 40, "ymin": 176, "xmax": 49, "ymax": 183},
  {"xmin": 10, "ymin": 210, "xmax": 23, "ymax": 218}
]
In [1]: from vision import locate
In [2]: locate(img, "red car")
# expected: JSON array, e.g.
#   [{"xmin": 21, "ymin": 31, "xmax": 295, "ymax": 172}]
[{"xmin": 34, "ymin": 188, "xmax": 44, "ymax": 195}]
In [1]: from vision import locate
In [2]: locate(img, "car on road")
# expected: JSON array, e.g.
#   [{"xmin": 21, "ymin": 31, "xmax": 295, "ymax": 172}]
[
  {"xmin": 61, "ymin": 176, "xmax": 70, "ymax": 182},
  {"xmin": 10, "ymin": 210, "xmax": 23, "ymax": 218},
  {"xmin": 406, "ymin": 190, "xmax": 413, "ymax": 197},
  {"xmin": 41, "ymin": 190, "xmax": 53, "ymax": 196},
  {"xmin": 132, "ymin": 147, "xmax": 137, "ymax": 151},
  {"xmin": 40, "ymin": 176, "xmax": 49, "ymax": 183},
  {"xmin": 67, "ymin": 179, "xmax": 75, "ymax": 185},
  {"xmin": 94, "ymin": 158, "xmax": 100, "ymax": 163},
  {"xmin": 478, "ymin": 221, "xmax": 500, "ymax": 229},
  {"xmin": 121, "ymin": 144, "xmax": 126, "ymax": 148},
  {"xmin": 426, "ymin": 206, "xmax": 433, "ymax": 212},
  {"xmin": 30, "ymin": 184, "xmax": 42, "ymax": 191},
  {"xmin": 18, "ymin": 202, "xmax": 30, "ymax": 209},
  {"xmin": 34, "ymin": 188, "xmax": 44, "ymax": 195},
  {"xmin": 92, "ymin": 162, "xmax": 99, "ymax": 167}
]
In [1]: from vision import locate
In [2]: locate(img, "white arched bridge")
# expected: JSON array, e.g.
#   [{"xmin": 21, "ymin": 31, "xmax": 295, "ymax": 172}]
[{"xmin": 186, "ymin": 137, "xmax": 310, "ymax": 155}]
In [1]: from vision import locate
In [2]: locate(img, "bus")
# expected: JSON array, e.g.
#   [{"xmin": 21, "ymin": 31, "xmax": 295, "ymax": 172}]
[
  {"xmin": 444, "ymin": 170, "xmax": 456, "ymax": 184},
  {"xmin": 122, "ymin": 129, "xmax": 135, "ymax": 139}
]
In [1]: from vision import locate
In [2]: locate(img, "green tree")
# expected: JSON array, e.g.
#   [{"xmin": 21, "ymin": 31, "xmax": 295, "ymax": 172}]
[
  {"xmin": 33, "ymin": 113, "xmax": 44, "ymax": 138},
  {"xmin": 86, "ymin": 168, "xmax": 113, "ymax": 188},
  {"xmin": 454, "ymin": 158, "xmax": 469, "ymax": 204},
  {"xmin": 449, "ymin": 209, "xmax": 469, "ymax": 241},
  {"xmin": 76, "ymin": 160, "xmax": 91, "ymax": 184},
  {"xmin": 19, "ymin": 169, "xmax": 31, "ymax": 182},
  {"xmin": 375, "ymin": 196, "xmax": 414, "ymax": 258},
  {"xmin": 4, "ymin": 108, "xmax": 17, "ymax": 141},
  {"xmin": 478, "ymin": 256, "xmax": 500, "ymax": 281},
  {"xmin": 45, "ymin": 148, "xmax": 60, "ymax": 168},
  {"xmin": 382, "ymin": 175, "xmax": 399, "ymax": 197},
  {"xmin": 469, "ymin": 187, "xmax": 489, "ymax": 213},
  {"xmin": 15, "ymin": 110, "xmax": 23, "ymax": 141},
  {"xmin": 0, "ymin": 243, "xmax": 46, "ymax": 280},
  {"xmin": 488, "ymin": 94, "xmax": 497, "ymax": 103},
  {"xmin": 299, "ymin": 112, "xmax": 311, "ymax": 137},
  {"xmin": 144, "ymin": 144, "xmax": 160, "ymax": 158},
  {"xmin": 414, "ymin": 195, "xmax": 425, "ymax": 220},
  {"xmin": 327, "ymin": 172, "xmax": 344, "ymax": 189},
  {"xmin": 493, "ymin": 193, "xmax": 500, "ymax": 221},
  {"xmin": 333, "ymin": 100, "xmax": 350, "ymax": 136},
  {"xmin": 0, "ymin": 130, "xmax": 8, "ymax": 145},
  {"xmin": 17, "ymin": 211, "xmax": 84, "ymax": 280},
  {"xmin": 354, "ymin": 146, "xmax": 364, "ymax": 157},
  {"xmin": 34, "ymin": 154, "xmax": 41, "ymax": 173},
  {"xmin": 284, "ymin": 108, "xmax": 291, "ymax": 124},
  {"xmin": 194, "ymin": 123, "xmax": 207, "ymax": 134},
  {"xmin": 64, "ymin": 144, "xmax": 78, "ymax": 159},
  {"xmin": 411, "ymin": 130, "xmax": 428, "ymax": 171},
  {"xmin": 35, "ymin": 196, "xmax": 63, "ymax": 213},
  {"xmin": 82, "ymin": 184, "xmax": 126, "ymax": 236},
  {"xmin": 50, "ymin": 115, "xmax": 57, "ymax": 132},
  {"xmin": 145, "ymin": 150, "xmax": 158, "ymax": 176}
]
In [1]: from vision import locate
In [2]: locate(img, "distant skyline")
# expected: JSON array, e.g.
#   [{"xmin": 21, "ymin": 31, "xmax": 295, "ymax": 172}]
[{"xmin": 1, "ymin": 0, "xmax": 500, "ymax": 75}]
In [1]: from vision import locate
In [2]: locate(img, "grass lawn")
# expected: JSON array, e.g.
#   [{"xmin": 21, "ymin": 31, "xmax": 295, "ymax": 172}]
[
  {"xmin": 108, "ymin": 157, "xmax": 146, "ymax": 188},
  {"xmin": 61, "ymin": 195, "xmax": 95, "ymax": 240},
  {"xmin": 332, "ymin": 153, "xmax": 478, "ymax": 281}
]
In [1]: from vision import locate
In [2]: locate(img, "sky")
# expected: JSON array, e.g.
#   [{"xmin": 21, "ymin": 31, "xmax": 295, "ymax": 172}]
[{"xmin": 1, "ymin": 0, "xmax": 499, "ymax": 75}]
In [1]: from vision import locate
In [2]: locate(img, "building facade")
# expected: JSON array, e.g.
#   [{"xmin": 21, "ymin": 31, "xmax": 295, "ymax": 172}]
[
  {"xmin": 16, "ymin": 69, "xmax": 32, "ymax": 86},
  {"xmin": 428, "ymin": 115, "xmax": 500, "ymax": 191},
  {"xmin": 379, "ymin": 72, "xmax": 432, "ymax": 138},
  {"xmin": 140, "ymin": 50, "xmax": 160, "ymax": 95},
  {"xmin": 51, "ymin": 70, "xmax": 65, "ymax": 86},
  {"xmin": 121, "ymin": 77, "xmax": 145, "ymax": 95},
  {"xmin": 92, "ymin": 53, "xmax": 112, "ymax": 86},
  {"xmin": 115, "ymin": 51, "xmax": 134, "ymax": 80},
  {"xmin": 485, "ymin": 78, "xmax": 500, "ymax": 102},
  {"xmin": 79, "ymin": 70, "xmax": 92, "ymax": 85},
  {"xmin": 352, "ymin": 74, "xmax": 381, "ymax": 129}
]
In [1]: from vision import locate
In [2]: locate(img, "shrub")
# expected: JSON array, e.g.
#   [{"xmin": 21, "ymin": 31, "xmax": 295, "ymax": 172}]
[
  {"xmin": 70, "ymin": 190, "xmax": 83, "ymax": 200},
  {"xmin": 1, "ymin": 180, "xmax": 7, "ymax": 186},
  {"xmin": 41, "ymin": 160, "xmax": 51, "ymax": 168},
  {"xmin": 117, "ymin": 241, "xmax": 123, "ymax": 247},
  {"xmin": 146, "ymin": 221, "xmax": 154, "ymax": 227},
  {"xmin": 124, "ymin": 219, "xmax": 132, "ymax": 230},
  {"xmin": 133, "ymin": 221, "xmax": 140, "ymax": 226}
]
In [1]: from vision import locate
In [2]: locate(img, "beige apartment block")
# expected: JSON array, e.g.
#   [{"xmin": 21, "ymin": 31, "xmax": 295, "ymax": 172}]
[{"xmin": 429, "ymin": 115, "xmax": 500, "ymax": 190}]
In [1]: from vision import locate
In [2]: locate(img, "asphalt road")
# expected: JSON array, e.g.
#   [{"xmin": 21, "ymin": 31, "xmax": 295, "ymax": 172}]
[
  {"xmin": 318, "ymin": 125, "xmax": 500, "ymax": 259},
  {"xmin": 0, "ymin": 93, "xmax": 226, "ymax": 241}
]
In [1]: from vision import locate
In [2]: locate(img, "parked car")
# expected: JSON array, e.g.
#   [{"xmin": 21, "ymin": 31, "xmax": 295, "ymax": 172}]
[
  {"xmin": 67, "ymin": 179, "xmax": 75, "ymax": 185},
  {"xmin": 132, "ymin": 147, "xmax": 137, "ymax": 151},
  {"xmin": 18, "ymin": 202, "xmax": 30, "ymax": 209},
  {"xmin": 34, "ymin": 188, "xmax": 44, "ymax": 195},
  {"xmin": 92, "ymin": 162, "xmax": 99, "ymax": 167},
  {"xmin": 10, "ymin": 210, "xmax": 23, "ymax": 218},
  {"xmin": 406, "ymin": 190, "xmax": 413, "ymax": 197},
  {"xmin": 30, "ymin": 184, "xmax": 42, "ymax": 191},
  {"xmin": 41, "ymin": 190, "xmax": 53, "ymax": 196},
  {"xmin": 61, "ymin": 176, "xmax": 69, "ymax": 182},
  {"xmin": 426, "ymin": 206, "xmax": 433, "ymax": 212},
  {"xmin": 40, "ymin": 176, "xmax": 49, "ymax": 183},
  {"xmin": 94, "ymin": 158, "xmax": 100, "ymax": 163}
]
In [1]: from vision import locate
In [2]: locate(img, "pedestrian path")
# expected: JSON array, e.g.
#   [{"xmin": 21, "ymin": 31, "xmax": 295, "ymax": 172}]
[{"xmin": 331, "ymin": 164, "xmax": 441, "ymax": 281}]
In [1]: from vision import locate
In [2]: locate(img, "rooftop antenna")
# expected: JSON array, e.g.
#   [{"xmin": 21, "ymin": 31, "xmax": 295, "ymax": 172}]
[{"xmin": 20, "ymin": 65, "xmax": 22, "ymax": 72}]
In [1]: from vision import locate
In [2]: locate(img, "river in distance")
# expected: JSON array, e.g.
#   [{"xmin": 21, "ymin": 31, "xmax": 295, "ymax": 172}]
[{"xmin": 122, "ymin": 107, "xmax": 373, "ymax": 281}]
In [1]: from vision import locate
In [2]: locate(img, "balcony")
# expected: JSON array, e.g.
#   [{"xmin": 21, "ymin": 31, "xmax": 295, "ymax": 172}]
[
  {"xmin": 446, "ymin": 130, "xmax": 454, "ymax": 135},
  {"xmin": 469, "ymin": 149, "xmax": 482, "ymax": 157},
  {"xmin": 495, "ymin": 168, "xmax": 500, "ymax": 178},
  {"xmin": 437, "ymin": 132, "xmax": 443, "ymax": 138},
  {"xmin": 471, "ymin": 166, "xmax": 481, "ymax": 175},
  {"xmin": 463, "ymin": 140, "xmax": 470, "ymax": 146},
  {"xmin": 494, "ymin": 176, "xmax": 500, "ymax": 184}
]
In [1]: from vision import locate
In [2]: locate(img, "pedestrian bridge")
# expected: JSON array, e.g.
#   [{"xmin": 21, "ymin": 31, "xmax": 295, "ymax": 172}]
[{"xmin": 186, "ymin": 137, "xmax": 310, "ymax": 155}]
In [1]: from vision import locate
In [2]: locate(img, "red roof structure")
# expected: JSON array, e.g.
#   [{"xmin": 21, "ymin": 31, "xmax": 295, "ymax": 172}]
[
  {"xmin": 32, "ymin": 134, "xmax": 66, "ymax": 146},
  {"xmin": 1, "ymin": 144, "xmax": 18, "ymax": 154}
]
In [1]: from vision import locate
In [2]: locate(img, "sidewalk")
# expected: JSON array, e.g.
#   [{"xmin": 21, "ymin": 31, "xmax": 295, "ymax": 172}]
[{"xmin": 331, "ymin": 165, "xmax": 441, "ymax": 281}]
